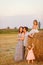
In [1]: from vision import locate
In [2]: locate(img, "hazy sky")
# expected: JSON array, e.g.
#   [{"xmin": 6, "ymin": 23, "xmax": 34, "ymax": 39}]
[
  {"xmin": 0, "ymin": 0, "xmax": 43, "ymax": 16},
  {"xmin": 0, "ymin": 0, "xmax": 43, "ymax": 28}
]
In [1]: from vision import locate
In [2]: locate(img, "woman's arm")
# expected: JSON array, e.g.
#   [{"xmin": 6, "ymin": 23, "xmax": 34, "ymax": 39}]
[
  {"xmin": 21, "ymin": 33, "xmax": 24, "ymax": 41},
  {"xmin": 18, "ymin": 33, "xmax": 24, "ymax": 41}
]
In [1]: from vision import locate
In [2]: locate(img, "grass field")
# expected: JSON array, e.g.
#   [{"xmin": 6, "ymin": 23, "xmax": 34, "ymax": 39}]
[{"xmin": 0, "ymin": 34, "xmax": 43, "ymax": 65}]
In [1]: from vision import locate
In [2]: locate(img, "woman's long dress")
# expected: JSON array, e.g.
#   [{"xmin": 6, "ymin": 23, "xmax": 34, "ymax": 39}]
[{"xmin": 14, "ymin": 33, "xmax": 24, "ymax": 62}]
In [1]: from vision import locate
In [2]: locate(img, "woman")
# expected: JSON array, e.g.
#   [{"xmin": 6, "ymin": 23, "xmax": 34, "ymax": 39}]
[{"xmin": 14, "ymin": 26, "xmax": 24, "ymax": 62}]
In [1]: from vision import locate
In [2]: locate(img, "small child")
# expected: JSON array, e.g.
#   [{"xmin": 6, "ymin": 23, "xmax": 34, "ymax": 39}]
[
  {"xmin": 28, "ymin": 20, "xmax": 39, "ymax": 38},
  {"xmin": 32, "ymin": 19, "xmax": 39, "ymax": 29},
  {"xmin": 26, "ymin": 43, "xmax": 35, "ymax": 64}
]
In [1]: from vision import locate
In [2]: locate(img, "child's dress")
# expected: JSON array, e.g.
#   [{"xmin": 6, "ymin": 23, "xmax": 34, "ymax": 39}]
[{"xmin": 26, "ymin": 49, "xmax": 35, "ymax": 60}]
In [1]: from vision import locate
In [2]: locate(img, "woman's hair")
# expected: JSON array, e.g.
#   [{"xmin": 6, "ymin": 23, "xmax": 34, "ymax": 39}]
[
  {"xmin": 18, "ymin": 26, "xmax": 23, "ymax": 33},
  {"xmin": 33, "ymin": 20, "xmax": 38, "ymax": 25}
]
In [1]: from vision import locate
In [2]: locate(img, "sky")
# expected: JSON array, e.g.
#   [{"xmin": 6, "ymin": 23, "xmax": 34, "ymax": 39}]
[{"xmin": 0, "ymin": 0, "xmax": 43, "ymax": 28}]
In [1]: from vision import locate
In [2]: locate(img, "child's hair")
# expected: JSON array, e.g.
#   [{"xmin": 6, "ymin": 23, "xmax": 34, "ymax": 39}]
[
  {"xmin": 27, "ymin": 43, "xmax": 34, "ymax": 50},
  {"xmin": 28, "ymin": 44, "xmax": 32, "ymax": 50},
  {"xmin": 33, "ymin": 20, "xmax": 38, "ymax": 25}
]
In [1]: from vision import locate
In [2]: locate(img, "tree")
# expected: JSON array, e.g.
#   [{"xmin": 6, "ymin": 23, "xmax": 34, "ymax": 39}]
[
  {"xmin": 14, "ymin": 27, "xmax": 17, "ymax": 30},
  {"xmin": 39, "ymin": 22, "xmax": 41, "ymax": 29},
  {"xmin": 7, "ymin": 27, "xmax": 10, "ymax": 29}
]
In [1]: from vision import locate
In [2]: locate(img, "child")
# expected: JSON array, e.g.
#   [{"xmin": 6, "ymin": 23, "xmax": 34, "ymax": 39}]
[
  {"xmin": 26, "ymin": 43, "xmax": 35, "ymax": 64},
  {"xmin": 32, "ymin": 20, "xmax": 39, "ymax": 29},
  {"xmin": 29, "ymin": 20, "xmax": 39, "ymax": 37}
]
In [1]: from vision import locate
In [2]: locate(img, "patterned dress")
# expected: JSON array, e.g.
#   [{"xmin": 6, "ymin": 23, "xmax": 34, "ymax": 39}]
[
  {"xmin": 14, "ymin": 33, "xmax": 24, "ymax": 62},
  {"xmin": 26, "ymin": 49, "xmax": 35, "ymax": 61}
]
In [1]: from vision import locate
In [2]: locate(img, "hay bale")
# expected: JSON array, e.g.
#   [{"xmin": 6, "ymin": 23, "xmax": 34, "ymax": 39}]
[{"xmin": 28, "ymin": 31, "xmax": 43, "ymax": 61}]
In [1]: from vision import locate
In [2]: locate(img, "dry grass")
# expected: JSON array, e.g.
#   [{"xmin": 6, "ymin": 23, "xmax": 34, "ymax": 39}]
[
  {"xmin": 0, "ymin": 34, "xmax": 43, "ymax": 65},
  {"xmin": 0, "ymin": 34, "xmax": 17, "ymax": 65},
  {"xmin": 28, "ymin": 31, "xmax": 43, "ymax": 61}
]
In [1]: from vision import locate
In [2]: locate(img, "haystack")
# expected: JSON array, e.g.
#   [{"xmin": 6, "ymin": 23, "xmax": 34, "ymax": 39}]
[{"xmin": 28, "ymin": 31, "xmax": 43, "ymax": 61}]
